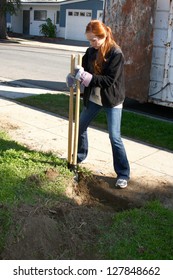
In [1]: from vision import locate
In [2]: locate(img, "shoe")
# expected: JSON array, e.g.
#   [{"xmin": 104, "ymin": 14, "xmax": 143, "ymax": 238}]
[
  {"xmin": 77, "ymin": 158, "xmax": 88, "ymax": 164},
  {"xmin": 115, "ymin": 179, "xmax": 128, "ymax": 189}
]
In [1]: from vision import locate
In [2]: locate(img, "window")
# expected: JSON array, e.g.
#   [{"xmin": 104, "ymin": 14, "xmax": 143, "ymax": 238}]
[
  {"xmin": 86, "ymin": 12, "xmax": 92, "ymax": 17},
  {"xmin": 68, "ymin": 11, "xmax": 73, "ymax": 16},
  {"xmin": 56, "ymin": 11, "xmax": 60, "ymax": 24},
  {"xmin": 98, "ymin": 12, "xmax": 103, "ymax": 18},
  {"xmin": 34, "ymin": 10, "xmax": 47, "ymax": 21},
  {"xmin": 97, "ymin": 11, "xmax": 103, "ymax": 21},
  {"xmin": 80, "ymin": 12, "xmax": 85, "ymax": 16},
  {"xmin": 74, "ymin": 12, "xmax": 79, "ymax": 16}
]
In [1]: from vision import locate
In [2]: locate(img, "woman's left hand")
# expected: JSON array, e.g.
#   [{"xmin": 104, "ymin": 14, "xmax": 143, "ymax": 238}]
[{"xmin": 75, "ymin": 67, "xmax": 93, "ymax": 87}]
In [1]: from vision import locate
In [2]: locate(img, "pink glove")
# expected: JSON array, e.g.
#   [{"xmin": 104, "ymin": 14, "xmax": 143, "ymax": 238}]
[{"xmin": 75, "ymin": 66, "xmax": 93, "ymax": 87}]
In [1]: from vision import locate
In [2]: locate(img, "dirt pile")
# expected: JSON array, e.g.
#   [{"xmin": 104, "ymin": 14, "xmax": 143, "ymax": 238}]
[{"xmin": 1, "ymin": 201, "xmax": 113, "ymax": 260}]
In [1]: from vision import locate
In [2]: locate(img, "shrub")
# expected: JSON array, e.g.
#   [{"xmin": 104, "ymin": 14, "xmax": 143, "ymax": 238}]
[{"xmin": 39, "ymin": 18, "xmax": 57, "ymax": 38}]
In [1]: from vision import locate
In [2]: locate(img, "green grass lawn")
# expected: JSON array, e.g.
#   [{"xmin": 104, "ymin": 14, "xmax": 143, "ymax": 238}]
[
  {"xmin": 0, "ymin": 129, "xmax": 173, "ymax": 260},
  {"xmin": 16, "ymin": 93, "xmax": 173, "ymax": 151},
  {"xmin": 97, "ymin": 201, "xmax": 173, "ymax": 260},
  {"xmin": 0, "ymin": 130, "xmax": 73, "ymax": 253}
]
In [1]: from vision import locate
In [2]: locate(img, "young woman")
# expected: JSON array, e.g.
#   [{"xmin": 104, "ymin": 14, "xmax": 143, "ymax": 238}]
[{"xmin": 68, "ymin": 20, "xmax": 130, "ymax": 188}]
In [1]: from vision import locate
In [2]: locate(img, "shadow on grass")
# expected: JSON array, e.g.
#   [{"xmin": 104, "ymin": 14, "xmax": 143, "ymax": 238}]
[{"xmin": 0, "ymin": 138, "xmax": 28, "ymax": 152}]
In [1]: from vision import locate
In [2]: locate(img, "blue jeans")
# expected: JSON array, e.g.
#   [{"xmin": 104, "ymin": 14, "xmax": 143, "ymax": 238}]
[{"xmin": 77, "ymin": 101, "xmax": 130, "ymax": 180}]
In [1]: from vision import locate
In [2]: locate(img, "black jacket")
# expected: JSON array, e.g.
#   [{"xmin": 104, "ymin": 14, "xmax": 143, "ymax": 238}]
[{"xmin": 82, "ymin": 46, "xmax": 125, "ymax": 107}]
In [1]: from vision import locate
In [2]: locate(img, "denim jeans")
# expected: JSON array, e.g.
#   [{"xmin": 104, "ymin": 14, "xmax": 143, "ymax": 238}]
[{"xmin": 77, "ymin": 101, "xmax": 130, "ymax": 180}]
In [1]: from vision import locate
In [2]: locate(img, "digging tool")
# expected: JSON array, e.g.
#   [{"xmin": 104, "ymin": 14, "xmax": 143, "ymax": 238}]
[
  {"xmin": 67, "ymin": 54, "xmax": 75, "ymax": 168},
  {"xmin": 68, "ymin": 54, "xmax": 82, "ymax": 176}
]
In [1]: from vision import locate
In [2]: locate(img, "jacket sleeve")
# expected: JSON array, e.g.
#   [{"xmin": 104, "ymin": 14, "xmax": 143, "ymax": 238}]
[
  {"xmin": 82, "ymin": 48, "xmax": 95, "ymax": 72},
  {"xmin": 89, "ymin": 50, "xmax": 124, "ymax": 89}
]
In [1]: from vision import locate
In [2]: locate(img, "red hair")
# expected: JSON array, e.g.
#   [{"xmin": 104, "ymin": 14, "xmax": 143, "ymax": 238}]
[{"xmin": 85, "ymin": 20, "xmax": 119, "ymax": 74}]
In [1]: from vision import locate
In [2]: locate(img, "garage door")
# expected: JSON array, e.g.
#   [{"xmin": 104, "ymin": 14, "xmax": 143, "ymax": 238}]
[{"xmin": 65, "ymin": 10, "xmax": 92, "ymax": 41}]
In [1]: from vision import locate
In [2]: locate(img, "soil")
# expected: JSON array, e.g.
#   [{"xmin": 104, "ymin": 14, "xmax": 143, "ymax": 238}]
[
  {"xmin": 1, "ymin": 117, "xmax": 173, "ymax": 260},
  {"xmin": 1, "ymin": 200, "xmax": 113, "ymax": 260}
]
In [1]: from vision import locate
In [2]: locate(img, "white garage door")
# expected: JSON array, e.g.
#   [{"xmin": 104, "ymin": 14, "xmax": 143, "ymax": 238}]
[{"xmin": 65, "ymin": 10, "xmax": 92, "ymax": 41}]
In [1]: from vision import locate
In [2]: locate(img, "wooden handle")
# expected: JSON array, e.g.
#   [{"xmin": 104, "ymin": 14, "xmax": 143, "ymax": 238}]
[
  {"xmin": 72, "ymin": 54, "xmax": 82, "ymax": 165},
  {"xmin": 67, "ymin": 54, "xmax": 75, "ymax": 165}
]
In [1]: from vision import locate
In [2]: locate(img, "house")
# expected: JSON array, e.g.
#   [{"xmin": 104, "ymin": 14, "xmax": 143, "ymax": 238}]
[{"xmin": 10, "ymin": 0, "xmax": 104, "ymax": 41}]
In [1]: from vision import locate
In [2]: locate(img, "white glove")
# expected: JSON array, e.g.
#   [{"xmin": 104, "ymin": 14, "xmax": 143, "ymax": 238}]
[
  {"xmin": 66, "ymin": 73, "xmax": 76, "ymax": 88},
  {"xmin": 74, "ymin": 66, "xmax": 84, "ymax": 81},
  {"xmin": 75, "ymin": 66, "xmax": 93, "ymax": 87}
]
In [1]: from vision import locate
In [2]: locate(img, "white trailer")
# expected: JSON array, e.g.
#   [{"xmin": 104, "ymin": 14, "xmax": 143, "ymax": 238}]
[{"xmin": 149, "ymin": 0, "xmax": 173, "ymax": 107}]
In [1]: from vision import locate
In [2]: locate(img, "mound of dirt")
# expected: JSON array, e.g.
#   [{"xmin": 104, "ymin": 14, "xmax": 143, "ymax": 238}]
[{"xmin": 1, "ymin": 201, "xmax": 113, "ymax": 260}]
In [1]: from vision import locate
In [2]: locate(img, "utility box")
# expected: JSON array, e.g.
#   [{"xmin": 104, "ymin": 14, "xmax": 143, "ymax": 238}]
[{"xmin": 104, "ymin": 0, "xmax": 156, "ymax": 103}]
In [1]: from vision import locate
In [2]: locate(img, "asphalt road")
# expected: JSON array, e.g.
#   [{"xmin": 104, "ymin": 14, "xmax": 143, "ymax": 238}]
[
  {"xmin": 0, "ymin": 40, "xmax": 173, "ymax": 122},
  {"xmin": 0, "ymin": 43, "xmax": 72, "ymax": 91}
]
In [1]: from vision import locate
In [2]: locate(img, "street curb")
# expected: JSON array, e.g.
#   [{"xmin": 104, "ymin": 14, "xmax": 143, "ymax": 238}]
[{"xmin": 0, "ymin": 37, "xmax": 88, "ymax": 53}]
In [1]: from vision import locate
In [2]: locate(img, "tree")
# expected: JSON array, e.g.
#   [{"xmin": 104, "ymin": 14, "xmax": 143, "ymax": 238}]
[{"xmin": 0, "ymin": 0, "xmax": 20, "ymax": 39}]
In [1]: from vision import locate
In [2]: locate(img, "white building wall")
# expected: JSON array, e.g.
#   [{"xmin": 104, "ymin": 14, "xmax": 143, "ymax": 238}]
[
  {"xmin": 57, "ymin": 27, "xmax": 65, "ymax": 38},
  {"xmin": 29, "ymin": 6, "xmax": 59, "ymax": 36},
  {"xmin": 11, "ymin": 5, "xmax": 60, "ymax": 36},
  {"xmin": 149, "ymin": 0, "xmax": 173, "ymax": 107}
]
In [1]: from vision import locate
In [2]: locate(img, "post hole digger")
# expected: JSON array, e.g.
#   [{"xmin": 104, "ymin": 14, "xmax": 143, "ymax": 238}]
[{"xmin": 67, "ymin": 54, "xmax": 82, "ymax": 181}]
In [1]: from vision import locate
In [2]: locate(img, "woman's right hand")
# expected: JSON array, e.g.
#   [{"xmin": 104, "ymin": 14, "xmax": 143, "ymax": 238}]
[{"xmin": 66, "ymin": 73, "xmax": 76, "ymax": 88}]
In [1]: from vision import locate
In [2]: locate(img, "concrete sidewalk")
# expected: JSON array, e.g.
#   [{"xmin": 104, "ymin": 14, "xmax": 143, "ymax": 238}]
[{"xmin": 0, "ymin": 91, "xmax": 173, "ymax": 183}]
